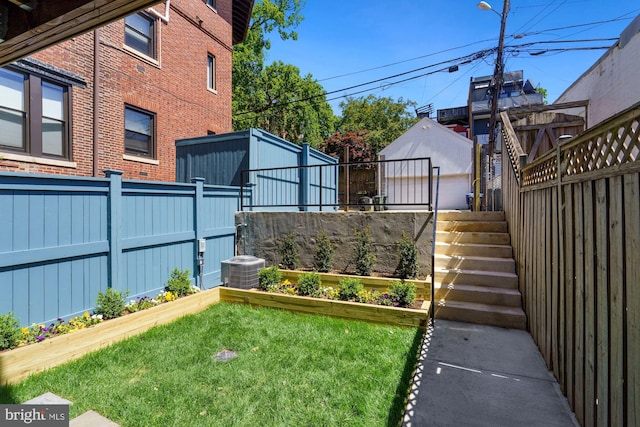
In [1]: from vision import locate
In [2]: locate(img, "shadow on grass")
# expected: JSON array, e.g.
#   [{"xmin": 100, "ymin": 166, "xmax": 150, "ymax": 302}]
[
  {"xmin": 387, "ymin": 319, "xmax": 433, "ymax": 427},
  {"xmin": 0, "ymin": 377, "xmax": 20, "ymax": 404}
]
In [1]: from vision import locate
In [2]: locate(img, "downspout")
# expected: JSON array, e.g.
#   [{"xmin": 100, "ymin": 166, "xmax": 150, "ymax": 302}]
[
  {"xmin": 93, "ymin": 28, "xmax": 100, "ymax": 177},
  {"xmin": 148, "ymin": 0, "xmax": 170, "ymax": 23}
]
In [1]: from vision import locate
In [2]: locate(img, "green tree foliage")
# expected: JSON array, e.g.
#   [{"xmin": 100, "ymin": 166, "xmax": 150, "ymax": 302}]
[
  {"xmin": 536, "ymin": 87, "xmax": 548, "ymax": 104},
  {"xmin": 232, "ymin": 0, "xmax": 335, "ymax": 147},
  {"xmin": 337, "ymin": 95, "xmax": 419, "ymax": 155}
]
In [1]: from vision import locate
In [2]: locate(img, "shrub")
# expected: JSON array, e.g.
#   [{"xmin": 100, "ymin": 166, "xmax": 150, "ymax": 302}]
[
  {"xmin": 353, "ymin": 227, "xmax": 376, "ymax": 276},
  {"xmin": 0, "ymin": 312, "xmax": 22, "ymax": 351},
  {"xmin": 95, "ymin": 288, "xmax": 129, "ymax": 320},
  {"xmin": 279, "ymin": 232, "xmax": 299, "ymax": 270},
  {"xmin": 337, "ymin": 277, "xmax": 363, "ymax": 301},
  {"xmin": 297, "ymin": 272, "xmax": 321, "ymax": 296},
  {"xmin": 395, "ymin": 231, "xmax": 418, "ymax": 279},
  {"xmin": 389, "ymin": 281, "xmax": 417, "ymax": 307},
  {"xmin": 166, "ymin": 268, "xmax": 193, "ymax": 297},
  {"xmin": 258, "ymin": 266, "xmax": 282, "ymax": 292},
  {"xmin": 314, "ymin": 230, "xmax": 334, "ymax": 273}
]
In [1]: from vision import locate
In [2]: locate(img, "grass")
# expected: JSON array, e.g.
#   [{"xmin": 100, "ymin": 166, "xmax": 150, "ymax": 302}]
[{"xmin": 1, "ymin": 302, "xmax": 422, "ymax": 426}]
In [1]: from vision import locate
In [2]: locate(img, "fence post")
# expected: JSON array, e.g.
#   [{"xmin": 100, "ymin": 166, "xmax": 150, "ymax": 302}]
[
  {"xmin": 104, "ymin": 170, "xmax": 123, "ymax": 291},
  {"xmin": 192, "ymin": 178, "xmax": 205, "ymax": 287},
  {"xmin": 300, "ymin": 143, "xmax": 310, "ymax": 211}
]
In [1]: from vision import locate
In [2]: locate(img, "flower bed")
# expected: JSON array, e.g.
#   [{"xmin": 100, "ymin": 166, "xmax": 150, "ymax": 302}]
[
  {"xmin": 0, "ymin": 287, "xmax": 221, "ymax": 385},
  {"xmin": 219, "ymin": 287, "xmax": 430, "ymax": 328},
  {"xmin": 279, "ymin": 270, "xmax": 432, "ymax": 301}
]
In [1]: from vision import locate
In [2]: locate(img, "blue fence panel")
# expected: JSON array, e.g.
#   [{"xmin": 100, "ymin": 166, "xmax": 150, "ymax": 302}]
[
  {"xmin": 0, "ymin": 173, "xmax": 110, "ymax": 326},
  {"xmin": 200, "ymin": 185, "xmax": 239, "ymax": 287},
  {"xmin": 120, "ymin": 180, "xmax": 196, "ymax": 300},
  {"xmin": 0, "ymin": 171, "xmax": 240, "ymax": 326}
]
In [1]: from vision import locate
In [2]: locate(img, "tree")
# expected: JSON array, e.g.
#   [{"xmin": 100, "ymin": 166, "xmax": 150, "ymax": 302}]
[
  {"xmin": 320, "ymin": 131, "xmax": 373, "ymax": 164},
  {"xmin": 232, "ymin": 0, "xmax": 335, "ymax": 147},
  {"xmin": 338, "ymin": 95, "xmax": 419, "ymax": 155},
  {"xmin": 234, "ymin": 62, "xmax": 335, "ymax": 146},
  {"xmin": 536, "ymin": 87, "xmax": 548, "ymax": 105}
]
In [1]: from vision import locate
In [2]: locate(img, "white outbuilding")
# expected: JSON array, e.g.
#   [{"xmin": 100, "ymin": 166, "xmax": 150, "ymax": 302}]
[{"xmin": 379, "ymin": 117, "xmax": 473, "ymax": 210}]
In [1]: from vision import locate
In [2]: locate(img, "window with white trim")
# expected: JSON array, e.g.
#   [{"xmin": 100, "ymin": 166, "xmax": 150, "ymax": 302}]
[
  {"xmin": 207, "ymin": 53, "xmax": 216, "ymax": 91},
  {"xmin": 124, "ymin": 13, "xmax": 156, "ymax": 59}
]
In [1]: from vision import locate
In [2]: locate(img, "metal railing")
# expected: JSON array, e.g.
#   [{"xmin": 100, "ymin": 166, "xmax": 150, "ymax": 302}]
[{"xmin": 240, "ymin": 157, "xmax": 435, "ymax": 211}]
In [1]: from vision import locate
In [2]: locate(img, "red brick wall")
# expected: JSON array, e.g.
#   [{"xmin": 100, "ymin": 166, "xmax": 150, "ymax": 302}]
[{"xmin": 0, "ymin": 0, "xmax": 234, "ymax": 182}]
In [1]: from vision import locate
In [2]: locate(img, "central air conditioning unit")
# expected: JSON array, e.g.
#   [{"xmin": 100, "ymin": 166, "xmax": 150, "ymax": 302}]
[{"xmin": 221, "ymin": 255, "xmax": 265, "ymax": 289}]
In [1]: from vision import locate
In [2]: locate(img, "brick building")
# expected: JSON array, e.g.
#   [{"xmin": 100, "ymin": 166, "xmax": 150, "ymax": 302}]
[{"xmin": 0, "ymin": 0, "xmax": 252, "ymax": 181}]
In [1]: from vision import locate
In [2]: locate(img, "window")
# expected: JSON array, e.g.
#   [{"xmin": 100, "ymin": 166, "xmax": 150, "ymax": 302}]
[
  {"xmin": 125, "ymin": 105, "xmax": 155, "ymax": 158},
  {"xmin": 125, "ymin": 13, "xmax": 156, "ymax": 58},
  {"xmin": 207, "ymin": 53, "xmax": 216, "ymax": 91},
  {"xmin": 0, "ymin": 68, "xmax": 70, "ymax": 159},
  {"xmin": 206, "ymin": 0, "xmax": 217, "ymax": 10}
]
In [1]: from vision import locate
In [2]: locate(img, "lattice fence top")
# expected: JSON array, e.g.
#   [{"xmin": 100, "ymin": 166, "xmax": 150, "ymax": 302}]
[{"xmin": 521, "ymin": 103, "xmax": 640, "ymax": 187}]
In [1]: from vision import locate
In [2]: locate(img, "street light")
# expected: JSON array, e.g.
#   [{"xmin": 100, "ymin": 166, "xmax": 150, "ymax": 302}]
[{"xmin": 478, "ymin": 0, "xmax": 509, "ymax": 211}]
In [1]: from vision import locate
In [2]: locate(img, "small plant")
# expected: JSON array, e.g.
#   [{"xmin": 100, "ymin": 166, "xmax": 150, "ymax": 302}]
[
  {"xmin": 296, "ymin": 271, "xmax": 321, "ymax": 296},
  {"xmin": 337, "ymin": 277, "xmax": 363, "ymax": 301},
  {"xmin": 166, "ymin": 268, "xmax": 193, "ymax": 297},
  {"xmin": 258, "ymin": 266, "xmax": 282, "ymax": 292},
  {"xmin": 389, "ymin": 281, "xmax": 417, "ymax": 308},
  {"xmin": 0, "ymin": 312, "xmax": 22, "ymax": 351},
  {"xmin": 353, "ymin": 227, "xmax": 376, "ymax": 276},
  {"xmin": 95, "ymin": 288, "xmax": 129, "ymax": 320},
  {"xmin": 395, "ymin": 231, "xmax": 418, "ymax": 280},
  {"xmin": 314, "ymin": 230, "xmax": 334, "ymax": 273},
  {"xmin": 279, "ymin": 232, "xmax": 299, "ymax": 270}
]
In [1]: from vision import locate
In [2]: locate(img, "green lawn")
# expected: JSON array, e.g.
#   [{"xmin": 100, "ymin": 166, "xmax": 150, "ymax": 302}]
[{"xmin": 1, "ymin": 303, "xmax": 422, "ymax": 426}]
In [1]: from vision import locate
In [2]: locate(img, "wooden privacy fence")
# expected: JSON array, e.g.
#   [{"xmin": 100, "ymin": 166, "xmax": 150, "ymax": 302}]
[
  {"xmin": 0, "ymin": 171, "xmax": 241, "ymax": 327},
  {"xmin": 501, "ymin": 103, "xmax": 640, "ymax": 426}
]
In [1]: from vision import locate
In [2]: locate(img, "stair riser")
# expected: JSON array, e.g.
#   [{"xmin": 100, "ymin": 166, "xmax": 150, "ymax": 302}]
[
  {"xmin": 435, "ymin": 243, "xmax": 513, "ymax": 258},
  {"xmin": 434, "ymin": 305, "xmax": 526, "ymax": 329},
  {"xmin": 437, "ymin": 211, "xmax": 505, "ymax": 222},
  {"xmin": 435, "ymin": 288, "xmax": 522, "ymax": 307},
  {"xmin": 437, "ymin": 221, "xmax": 508, "ymax": 233},
  {"xmin": 434, "ymin": 271, "xmax": 518, "ymax": 289},
  {"xmin": 435, "ymin": 257, "xmax": 515, "ymax": 274},
  {"xmin": 436, "ymin": 232, "xmax": 510, "ymax": 245}
]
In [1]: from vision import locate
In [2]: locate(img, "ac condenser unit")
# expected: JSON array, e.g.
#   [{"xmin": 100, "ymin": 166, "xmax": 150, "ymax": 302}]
[{"xmin": 221, "ymin": 255, "xmax": 265, "ymax": 289}]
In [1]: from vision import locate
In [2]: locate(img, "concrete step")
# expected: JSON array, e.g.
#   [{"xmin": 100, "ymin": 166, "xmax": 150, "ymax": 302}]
[
  {"xmin": 436, "ymin": 210, "xmax": 505, "ymax": 222},
  {"xmin": 436, "ymin": 231, "xmax": 510, "ymax": 245},
  {"xmin": 70, "ymin": 411, "xmax": 120, "ymax": 427},
  {"xmin": 434, "ymin": 282, "xmax": 522, "ymax": 307},
  {"xmin": 434, "ymin": 300, "xmax": 527, "ymax": 329},
  {"xmin": 434, "ymin": 254, "xmax": 515, "ymax": 274},
  {"xmin": 435, "ymin": 241, "xmax": 513, "ymax": 258},
  {"xmin": 434, "ymin": 267, "xmax": 519, "ymax": 289},
  {"xmin": 437, "ymin": 220, "xmax": 508, "ymax": 233}
]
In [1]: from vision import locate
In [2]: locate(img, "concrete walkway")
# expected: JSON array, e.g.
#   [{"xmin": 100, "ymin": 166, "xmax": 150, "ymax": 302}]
[{"xmin": 403, "ymin": 320, "xmax": 579, "ymax": 427}]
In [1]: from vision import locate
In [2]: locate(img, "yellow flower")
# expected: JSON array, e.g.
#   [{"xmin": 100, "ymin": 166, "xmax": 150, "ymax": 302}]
[
  {"xmin": 83, "ymin": 311, "xmax": 90, "ymax": 319},
  {"xmin": 21, "ymin": 327, "xmax": 29, "ymax": 335},
  {"xmin": 282, "ymin": 279, "xmax": 292, "ymax": 285}
]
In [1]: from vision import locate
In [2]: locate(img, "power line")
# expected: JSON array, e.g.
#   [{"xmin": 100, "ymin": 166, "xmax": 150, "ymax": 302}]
[{"xmin": 234, "ymin": 50, "xmax": 492, "ymax": 117}]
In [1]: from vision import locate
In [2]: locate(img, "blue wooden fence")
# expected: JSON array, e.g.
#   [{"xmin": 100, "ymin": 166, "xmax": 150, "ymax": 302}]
[{"xmin": 0, "ymin": 171, "xmax": 240, "ymax": 326}]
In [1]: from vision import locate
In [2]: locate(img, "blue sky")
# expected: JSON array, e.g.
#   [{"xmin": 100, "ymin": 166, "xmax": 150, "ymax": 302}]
[{"xmin": 265, "ymin": 0, "xmax": 640, "ymax": 116}]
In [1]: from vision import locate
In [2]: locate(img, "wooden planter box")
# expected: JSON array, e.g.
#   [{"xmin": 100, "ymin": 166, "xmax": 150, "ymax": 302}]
[
  {"xmin": 219, "ymin": 287, "xmax": 430, "ymax": 329},
  {"xmin": 0, "ymin": 288, "xmax": 221, "ymax": 386},
  {"xmin": 280, "ymin": 269, "xmax": 432, "ymax": 301}
]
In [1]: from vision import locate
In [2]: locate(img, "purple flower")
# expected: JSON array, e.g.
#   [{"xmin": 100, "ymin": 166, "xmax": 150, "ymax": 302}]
[{"xmin": 35, "ymin": 335, "xmax": 46, "ymax": 342}]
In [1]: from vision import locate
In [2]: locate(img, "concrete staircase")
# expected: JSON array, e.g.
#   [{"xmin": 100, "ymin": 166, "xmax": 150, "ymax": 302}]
[{"xmin": 433, "ymin": 211, "xmax": 526, "ymax": 329}]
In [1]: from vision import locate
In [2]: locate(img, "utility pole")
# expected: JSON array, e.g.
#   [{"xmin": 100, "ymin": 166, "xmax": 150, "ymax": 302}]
[{"xmin": 486, "ymin": 0, "xmax": 509, "ymax": 210}]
